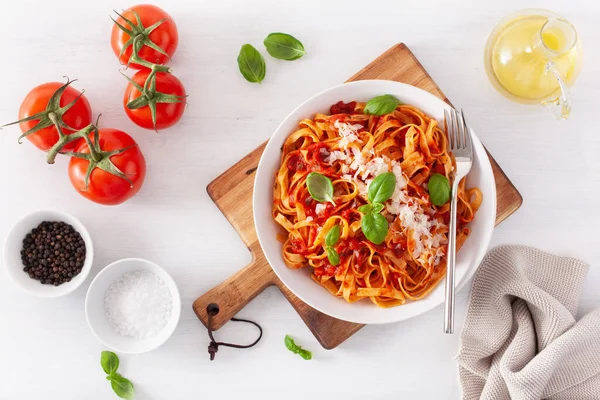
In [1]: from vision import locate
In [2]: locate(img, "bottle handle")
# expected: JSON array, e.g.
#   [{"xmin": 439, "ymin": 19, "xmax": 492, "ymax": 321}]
[{"xmin": 543, "ymin": 61, "xmax": 571, "ymax": 120}]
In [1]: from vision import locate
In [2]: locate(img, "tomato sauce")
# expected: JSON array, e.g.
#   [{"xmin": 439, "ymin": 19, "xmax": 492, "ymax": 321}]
[
  {"xmin": 287, "ymin": 152, "xmax": 307, "ymax": 172},
  {"xmin": 314, "ymin": 263, "xmax": 338, "ymax": 278},
  {"xmin": 290, "ymin": 239, "xmax": 308, "ymax": 256},
  {"xmin": 431, "ymin": 162, "xmax": 445, "ymax": 175},
  {"xmin": 341, "ymin": 208, "xmax": 362, "ymax": 224},
  {"xmin": 306, "ymin": 142, "xmax": 330, "ymax": 165},
  {"xmin": 308, "ymin": 202, "xmax": 336, "ymax": 224},
  {"xmin": 396, "ymin": 131, "xmax": 406, "ymax": 147},
  {"xmin": 330, "ymin": 101, "xmax": 356, "ymax": 115},
  {"xmin": 392, "ymin": 240, "xmax": 407, "ymax": 257}
]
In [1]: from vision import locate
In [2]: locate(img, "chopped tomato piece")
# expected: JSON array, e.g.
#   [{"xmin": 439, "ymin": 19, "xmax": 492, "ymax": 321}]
[
  {"xmin": 330, "ymin": 101, "xmax": 356, "ymax": 115},
  {"xmin": 431, "ymin": 162, "xmax": 445, "ymax": 175},
  {"xmin": 307, "ymin": 142, "xmax": 330, "ymax": 165},
  {"xmin": 287, "ymin": 153, "xmax": 307, "ymax": 172}
]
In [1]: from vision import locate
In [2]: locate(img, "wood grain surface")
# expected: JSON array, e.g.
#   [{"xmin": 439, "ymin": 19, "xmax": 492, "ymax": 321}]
[{"xmin": 192, "ymin": 43, "xmax": 523, "ymax": 349}]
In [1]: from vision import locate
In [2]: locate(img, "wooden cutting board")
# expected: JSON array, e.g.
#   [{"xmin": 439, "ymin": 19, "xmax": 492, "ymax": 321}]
[{"xmin": 193, "ymin": 43, "xmax": 522, "ymax": 349}]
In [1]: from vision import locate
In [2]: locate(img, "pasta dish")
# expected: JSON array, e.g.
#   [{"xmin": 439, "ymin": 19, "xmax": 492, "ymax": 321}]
[{"xmin": 272, "ymin": 99, "xmax": 482, "ymax": 307}]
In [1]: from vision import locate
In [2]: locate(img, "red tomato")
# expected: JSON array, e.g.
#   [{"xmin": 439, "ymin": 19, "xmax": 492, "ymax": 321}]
[
  {"xmin": 123, "ymin": 70, "xmax": 186, "ymax": 130},
  {"xmin": 111, "ymin": 4, "xmax": 178, "ymax": 69},
  {"xmin": 286, "ymin": 152, "xmax": 307, "ymax": 172},
  {"xmin": 69, "ymin": 129, "xmax": 146, "ymax": 205},
  {"xmin": 18, "ymin": 82, "xmax": 92, "ymax": 152}
]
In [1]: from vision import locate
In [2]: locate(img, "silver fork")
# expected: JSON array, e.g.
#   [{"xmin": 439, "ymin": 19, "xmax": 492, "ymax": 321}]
[{"xmin": 443, "ymin": 109, "xmax": 473, "ymax": 334}]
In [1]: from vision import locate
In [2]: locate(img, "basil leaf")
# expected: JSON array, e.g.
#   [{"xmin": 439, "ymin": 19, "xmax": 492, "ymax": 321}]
[
  {"xmin": 101, "ymin": 351, "xmax": 119, "ymax": 376},
  {"xmin": 237, "ymin": 44, "xmax": 266, "ymax": 83},
  {"xmin": 264, "ymin": 33, "xmax": 306, "ymax": 61},
  {"xmin": 325, "ymin": 225, "xmax": 340, "ymax": 247},
  {"xmin": 372, "ymin": 203, "xmax": 385, "ymax": 214},
  {"xmin": 361, "ymin": 213, "xmax": 389, "ymax": 245},
  {"xmin": 306, "ymin": 172, "xmax": 335, "ymax": 204},
  {"xmin": 298, "ymin": 348, "xmax": 313, "ymax": 360},
  {"xmin": 368, "ymin": 172, "xmax": 396, "ymax": 204},
  {"xmin": 357, "ymin": 204, "xmax": 373, "ymax": 214},
  {"xmin": 428, "ymin": 173, "xmax": 451, "ymax": 206},
  {"xmin": 284, "ymin": 335, "xmax": 298, "ymax": 353},
  {"xmin": 284, "ymin": 335, "xmax": 312, "ymax": 360},
  {"xmin": 364, "ymin": 94, "xmax": 400, "ymax": 116},
  {"xmin": 326, "ymin": 247, "xmax": 340, "ymax": 266},
  {"xmin": 110, "ymin": 374, "xmax": 135, "ymax": 400}
]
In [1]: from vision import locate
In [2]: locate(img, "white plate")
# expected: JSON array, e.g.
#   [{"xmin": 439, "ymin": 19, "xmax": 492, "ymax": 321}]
[{"xmin": 253, "ymin": 80, "xmax": 497, "ymax": 325}]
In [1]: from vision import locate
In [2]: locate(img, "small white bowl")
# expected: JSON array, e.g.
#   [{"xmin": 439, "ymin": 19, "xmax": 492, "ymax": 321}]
[
  {"xmin": 3, "ymin": 210, "xmax": 94, "ymax": 297},
  {"xmin": 85, "ymin": 258, "xmax": 181, "ymax": 354}
]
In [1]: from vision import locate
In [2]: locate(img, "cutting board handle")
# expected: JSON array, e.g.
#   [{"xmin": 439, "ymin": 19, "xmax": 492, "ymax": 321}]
[{"xmin": 193, "ymin": 250, "xmax": 277, "ymax": 330}]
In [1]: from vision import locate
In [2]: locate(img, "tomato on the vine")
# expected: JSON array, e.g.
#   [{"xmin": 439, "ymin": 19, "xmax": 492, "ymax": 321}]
[
  {"xmin": 12, "ymin": 81, "xmax": 92, "ymax": 152},
  {"xmin": 111, "ymin": 4, "xmax": 178, "ymax": 69},
  {"xmin": 68, "ymin": 128, "xmax": 146, "ymax": 205},
  {"xmin": 123, "ymin": 70, "xmax": 186, "ymax": 130}
]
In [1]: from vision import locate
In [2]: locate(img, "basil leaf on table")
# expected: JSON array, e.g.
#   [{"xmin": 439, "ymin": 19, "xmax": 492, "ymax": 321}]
[
  {"xmin": 368, "ymin": 172, "xmax": 396, "ymax": 204},
  {"xmin": 101, "ymin": 351, "xmax": 119, "ymax": 376},
  {"xmin": 284, "ymin": 335, "xmax": 312, "ymax": 360},
  {"xmin": 264, "ymin": 33, "xmax": 306, "ymax": 61},
  {"xmin": 297, "ymin": 348, "xmax": 312, "ymax": 360},
  {"xmin": 428, "ymin": 173, "xmax": 451, "ymax": 206},
  {"xmin": 326, "ymin": 247, "xmax": 340, "ymax": 266},
  {"xmin": 110, "ymin": 374, "xmax": 135, "ymax": 400},
  {"xmin": 284, "ymin": 334, "xmax": 296, "ymax": 351},
  {"xmin": 306, "ymin": 172, "xmax": 335, "ymax": 204},
  {"xmin": 364, "ymin": 94, "xmax": 401, "ymax": 116},
  {"xmin": 361, "ymin": 213, "xmax": 389, "ymax": 245},
  {"xmin": 237, "ymin": 44, "xmax": 266, "ymax": 83},
  {"xmin": 325, "ymin": 225, "xmax": 340, "ymax": 247}
]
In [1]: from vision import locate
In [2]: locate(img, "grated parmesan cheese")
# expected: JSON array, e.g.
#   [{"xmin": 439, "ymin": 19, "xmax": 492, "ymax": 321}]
[
  {"xmin": 327, "ymin": 150, "xmax": 348, "ymax": 164},
  {"xmin": 334, "ymin": 120, "xmax": 363, "ymax": 149},
  {"xmin": 315, "ymin": 203, "xmax": 327, "ymax": 215}
]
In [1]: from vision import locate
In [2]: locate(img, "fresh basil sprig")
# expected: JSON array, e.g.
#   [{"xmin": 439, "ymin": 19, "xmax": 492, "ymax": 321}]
[
  {"xmin": 101, "ymin": 351, "xmax": 135, "ymax": 400},
  {"xmin": 364, "ymin": 94, "xmax": 401, "ymax": 116},
  {"xmin": 428, "ymin": 173, "xmax": 451, "ymax": 206},
  {"xmin": 237, "ymin": 44, "xmax": 266, "ymax": 83},
  {"xmin": 324, "ymin": 225, "xmax": 341, "ymax": 266},
  {"xmin": 284, "ymin": 335, "xmax": 312, "ymax": 360},
  {"xmin": 359, "ymin": 172, "xmax": 396, "ymax": 245},
  {"xmin": 264, "ymin": 33, "xmax": 306, "ymax": 61},
  {"xmin": 306, "ymin": 172, "xmax": 335, "ymax": 204}
]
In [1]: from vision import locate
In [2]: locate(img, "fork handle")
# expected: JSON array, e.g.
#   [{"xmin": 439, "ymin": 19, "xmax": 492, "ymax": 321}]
[{"xmin": 444, "ymin": 180, "xmax": 460, "ymax": 334}]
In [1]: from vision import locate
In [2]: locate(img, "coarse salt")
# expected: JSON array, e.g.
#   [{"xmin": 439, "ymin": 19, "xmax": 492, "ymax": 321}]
[{"xmin": 104, "ymin": 270, "xmax": 172, "ymax": 339}]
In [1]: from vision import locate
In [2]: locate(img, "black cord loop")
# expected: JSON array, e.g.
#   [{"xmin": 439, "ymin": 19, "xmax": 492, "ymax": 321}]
[{"xmin": 206, "ymin": 303, "xmax": 263, "ymax": 361}]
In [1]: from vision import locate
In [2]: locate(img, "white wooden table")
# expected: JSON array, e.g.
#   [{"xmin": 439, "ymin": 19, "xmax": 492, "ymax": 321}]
[{"xmin": 1, "ymin": 0, "xmax": 599, "ymax": 398}]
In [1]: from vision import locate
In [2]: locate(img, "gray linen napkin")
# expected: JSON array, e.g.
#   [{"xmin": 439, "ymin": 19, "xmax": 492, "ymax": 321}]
[{"xmin": 456, "ymin": 245, "xmax": 600, "ymax": 400}]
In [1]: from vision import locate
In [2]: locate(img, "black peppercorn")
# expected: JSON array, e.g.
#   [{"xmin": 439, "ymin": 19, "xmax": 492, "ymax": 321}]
[{"xmin": 20, "ymin": 221, "xmax": 86, "ymax": 286}]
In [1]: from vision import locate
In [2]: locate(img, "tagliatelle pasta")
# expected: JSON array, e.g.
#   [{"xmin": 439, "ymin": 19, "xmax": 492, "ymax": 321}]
[{"xmin": 272, "ymin": 101, "xmax": 482, "ymax": 308}]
